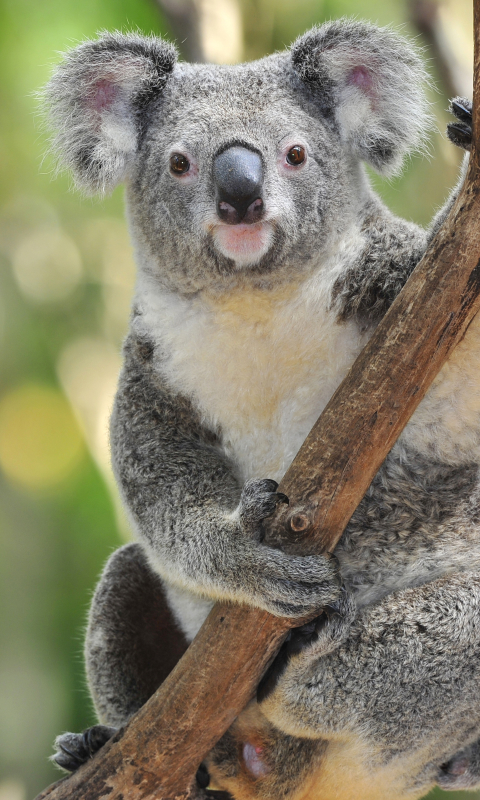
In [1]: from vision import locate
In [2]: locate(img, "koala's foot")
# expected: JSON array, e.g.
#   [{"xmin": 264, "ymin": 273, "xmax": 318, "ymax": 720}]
[
  {"xmin": 52, "ymin": 725, "xmax": 117, "ymax": 772},
  {"xmin": 257, "ymin": 590, "xmax": 355, "ymax": 701},
  {"xmin": 447, "ymin": 97, "xmax": 472, "ymax": 151},
  {"xmin": 195, "ymin": 763, "xmax": 234, "ymax": 799}
]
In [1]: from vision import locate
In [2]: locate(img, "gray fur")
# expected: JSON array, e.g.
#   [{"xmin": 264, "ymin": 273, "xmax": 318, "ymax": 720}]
[
  {"xmin": 223, "ymin": 577, "xmax": 480, "ymax": 799},
  {"xmin": 43, "ymin": 32, "xmax": 177, "ymax": 193},
  {"xmin": 290, "ymin": 20, "xmax": 431, "ymax": 175},
  {"xmin": 332, "ymin": 205, "xmax": 428, "ymax": 327},
  {"xmin": 44, "ymin": 20, "xmax": 480, "ymax": 799},
  {"xmin": 85, "ymin": 542, "xmax": 188, "ymax": 726},
  {"xmin": 110, "ymin": 331, "xmax": 340, "ymax": 619}
]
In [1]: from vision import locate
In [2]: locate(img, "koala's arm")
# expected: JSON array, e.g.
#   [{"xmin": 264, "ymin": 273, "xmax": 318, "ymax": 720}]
[
  {"xmin": 110, "ymin": 331, "xmax": 339, "ymax": 618},
  {"xmin": 260, "ymin": 573, "xmax": 480, "ymax": 785},
  {"xmin": 335, "ymin": 99, "xmax": 472, "ymax": 329},
  {"xmin": 333, "ymin": 212, "xmax": 428, "ymax": 327}
]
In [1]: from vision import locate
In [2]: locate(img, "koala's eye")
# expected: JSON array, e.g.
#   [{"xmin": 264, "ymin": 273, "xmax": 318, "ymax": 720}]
[
  {"xmin": 286, "ymin": 145, "xmax": 306, "ymax": 166},
  {"xmin": 170, "ymin": 153, "xmax": 190, "ymax": 175}
]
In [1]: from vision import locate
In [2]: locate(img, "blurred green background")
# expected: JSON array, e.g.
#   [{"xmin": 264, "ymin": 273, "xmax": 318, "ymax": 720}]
[{"xmin": 0, "ymin": 0, "xmax": 476, "ymax": 797}]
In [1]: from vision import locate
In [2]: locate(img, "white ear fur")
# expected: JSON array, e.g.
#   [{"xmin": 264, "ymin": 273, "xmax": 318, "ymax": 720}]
[
  {"xmin": 44, "ymin": 32, "xmax": 177, "ymax": 193},
  {"xmin": 291, "ymin": 19, "xmax": 432, "ymax": 175}
]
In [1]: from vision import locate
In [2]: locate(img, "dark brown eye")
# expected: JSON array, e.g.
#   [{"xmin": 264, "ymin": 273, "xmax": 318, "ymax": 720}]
[
  {"xmin": 286, "ymin": 145, "xmax": 306, "ymax": 166},
  {"xmin": 170, "ymin": 153, "xmax": 190, "ymax": 175}
]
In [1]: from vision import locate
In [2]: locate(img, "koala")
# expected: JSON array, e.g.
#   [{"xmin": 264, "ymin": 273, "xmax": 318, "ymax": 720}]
[{"xmin": 44, "ymin": 19, "xmax": 480, "ymax": 800}]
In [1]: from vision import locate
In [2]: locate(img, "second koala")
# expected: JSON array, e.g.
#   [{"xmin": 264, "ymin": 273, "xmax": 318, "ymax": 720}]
[{"xmin": 45, "ymin": 19, "xmax": 480, "ymax": 800}]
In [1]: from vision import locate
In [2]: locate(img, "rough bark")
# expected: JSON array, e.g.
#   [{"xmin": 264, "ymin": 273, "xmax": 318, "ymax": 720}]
[{"xmin": 35, "ymin": 3, "xmax": 480, "ymax": 798}]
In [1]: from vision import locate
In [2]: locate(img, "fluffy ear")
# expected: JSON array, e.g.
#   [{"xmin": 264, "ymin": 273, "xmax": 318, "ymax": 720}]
[
  {"xmin": 44, "ymin": 32, "xmax": 177, "ymax": 193},
  {"xmin": 291, "ymin": 20, "xmax": 431, "ymax": 175}
]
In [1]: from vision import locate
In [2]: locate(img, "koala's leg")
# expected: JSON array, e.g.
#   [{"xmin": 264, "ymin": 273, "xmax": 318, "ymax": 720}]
[
  {"xmin": 86, "ymin": 542, "xmax": 189, "ymax": 724},
  {"xmin": 259, "ymin": 573, "xmax": 480, "ymax": 800},
  {"xmin": 54, "ymin": 543, "xmax": 188, "ymax": 772}
]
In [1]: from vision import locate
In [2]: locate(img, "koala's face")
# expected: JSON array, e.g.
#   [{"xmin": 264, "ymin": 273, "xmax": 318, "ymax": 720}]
[
  {"xmin": 45, "ymin": 22, "xmax": 429, "ymax": 292},
  {"xmin": 128, "ymin": 60, "xmax": 346, "ymax": 289}
]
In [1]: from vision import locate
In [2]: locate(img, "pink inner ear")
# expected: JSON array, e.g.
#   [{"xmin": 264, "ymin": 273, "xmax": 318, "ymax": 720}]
[
  {"xmin": 89, "ymin": 78, "xmax": 119, "ymax": 114},
  {"xmin": 348, "ymin": 65, "xmax": 375, "ymax": 95}
]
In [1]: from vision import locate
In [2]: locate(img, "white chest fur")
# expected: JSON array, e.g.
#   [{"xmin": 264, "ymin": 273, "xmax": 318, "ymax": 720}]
[{"xmin": 136, "ymin": 269, "xmax": 370, "ymax": 483}]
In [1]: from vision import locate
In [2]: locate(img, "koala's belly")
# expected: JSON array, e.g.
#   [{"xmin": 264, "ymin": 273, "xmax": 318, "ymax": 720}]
[
  {"xmin": 141, "ymin": 278, "xmax": 370, "ymax": 482},
  {"xmin": 162, "ymin": 581, "xmax": 214, "ymax": 642}
]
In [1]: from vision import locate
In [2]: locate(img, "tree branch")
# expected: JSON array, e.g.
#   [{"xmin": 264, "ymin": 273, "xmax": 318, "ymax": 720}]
[
  {"xmin": 35, "ymin": 2, "xmax": 480, "ymax": 798},
  {"xmin": 151, "ymin": 0, "xmax": 243, "ymax": 64},
  {"xmin": 151, "ymin": 0, "xmax": 206, "ymax": 62},
  {"xmin": 410, "ymin": 0, "xmax": 473, "ymax": 99}
]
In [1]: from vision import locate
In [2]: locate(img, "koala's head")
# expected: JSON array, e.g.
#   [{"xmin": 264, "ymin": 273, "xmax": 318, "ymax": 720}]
[{"xmin": 45, "ymin": 21, "xmax": 429, "ymax": 293}]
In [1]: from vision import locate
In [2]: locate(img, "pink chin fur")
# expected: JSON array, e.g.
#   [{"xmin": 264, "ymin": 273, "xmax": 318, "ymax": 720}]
[{"xmin": 213, "ymin": 221, "xmax": 273, "ymax": 266}]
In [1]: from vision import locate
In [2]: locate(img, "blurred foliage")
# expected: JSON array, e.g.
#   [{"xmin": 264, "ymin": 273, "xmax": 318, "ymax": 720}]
[{"xmin": 0, "ymin": 0, "xmax": 476, "ymax": 798}]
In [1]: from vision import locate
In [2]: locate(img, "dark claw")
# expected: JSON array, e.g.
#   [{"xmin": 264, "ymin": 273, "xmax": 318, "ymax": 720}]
[
  {"xmin": 447, "ymin": 122, "xmax": 472, "ymax": 151},
  {"xmin": 262, "ymin": 479, "xmax": 279, "ymax": 493},
  {"xmin": 196, "ymin": 762, "xmax": 210, "ymax": 789},
  {"xmin": 275, "ymin": 492, "xmax": 289, "ymax": 505},
  {"xmin": 257, "ymin": 613, "xmax": 329, "ymax": 702},
  {"xmin": 286, "ymin": 613, "xmax": 328, "ymax": 655},
  {"xmin": 295, "ymin": 620, "xmax": 317, "ymax": 635},
  {"xmin": 447, "ymin": 97, "xmax": 472, "ymax": 151},
  {"xmin": 82, "ymin": 729, "xmax": 92, "ymax": 756},
  {"xmin": 54, "ymin": 741, "xmax": 85, "ymax": 772},
  {"xmin": 59, "ymin": 743, "xmax": 80, "ymax": 761},
  {"xmin": 324, "ymin": 600, "xmax": 342, "ymax": 615},
  {"xmin": 450, "ymin": 97, "xmax": 472, "ymax": 124},
  {"xmin": 57, "ymin": 743, "xmax": 83, "ymax": 770},
  {"xmin": 324, "ymin": 585, "xmax": 347, "ymax": 616},
  {"xmin": 53, "ymin": 726, "xmax": 117, "ymax": 773},
  {"xmin": 85, "ymin": 724, "xmax": 116, "ymax": 756}
]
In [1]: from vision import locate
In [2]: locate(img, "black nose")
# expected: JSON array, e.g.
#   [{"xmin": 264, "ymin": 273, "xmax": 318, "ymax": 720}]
[{"xmin": 213, "ymin": 146, "xmax": 264, "ymax": 224}]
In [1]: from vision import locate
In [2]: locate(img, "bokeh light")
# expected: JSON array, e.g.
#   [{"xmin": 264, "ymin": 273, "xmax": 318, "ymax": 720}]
[
  {"xmin": 0, "ymin": 384, "xmax": 85, "ymax": 490},
  {"xmin": 0, "ymin": 780, "xmax": 26, "ymax": 800},
  {"xmin": 12, "ymin": 227, "xmax": 83, "ymax": 304}
]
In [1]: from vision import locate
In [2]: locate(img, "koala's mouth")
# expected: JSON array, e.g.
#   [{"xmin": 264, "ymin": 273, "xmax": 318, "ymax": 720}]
[{"xmin": 211, "ymin": 221, "xmax": 274, "ymax": 268}]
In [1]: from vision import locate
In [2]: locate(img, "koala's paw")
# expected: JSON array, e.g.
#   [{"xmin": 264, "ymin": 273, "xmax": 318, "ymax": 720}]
[
  {"xmin": 257, "ymin": 589, "xmax": 355, "ymax": 702},
  {"xmin": 52, "ymin": 725, "xmax": 117, "ymax": 772},
  {"xmin": 244, "ymin": 545, "xmax": 342, "ymax": 619},
  {"xmin": 234, "ymin": 478, "xmax": 340, "ymax": 619},
  {"xmin": 447, "ymin": 97, "xmax": 472, "ymax": 151},
  {"xmin": 238, "ymin": 478, "xmax": 289, "ymax": 539},
  {"xmin": 195, "ymin": 764, "xmax": 234, "ymax": 799}
]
